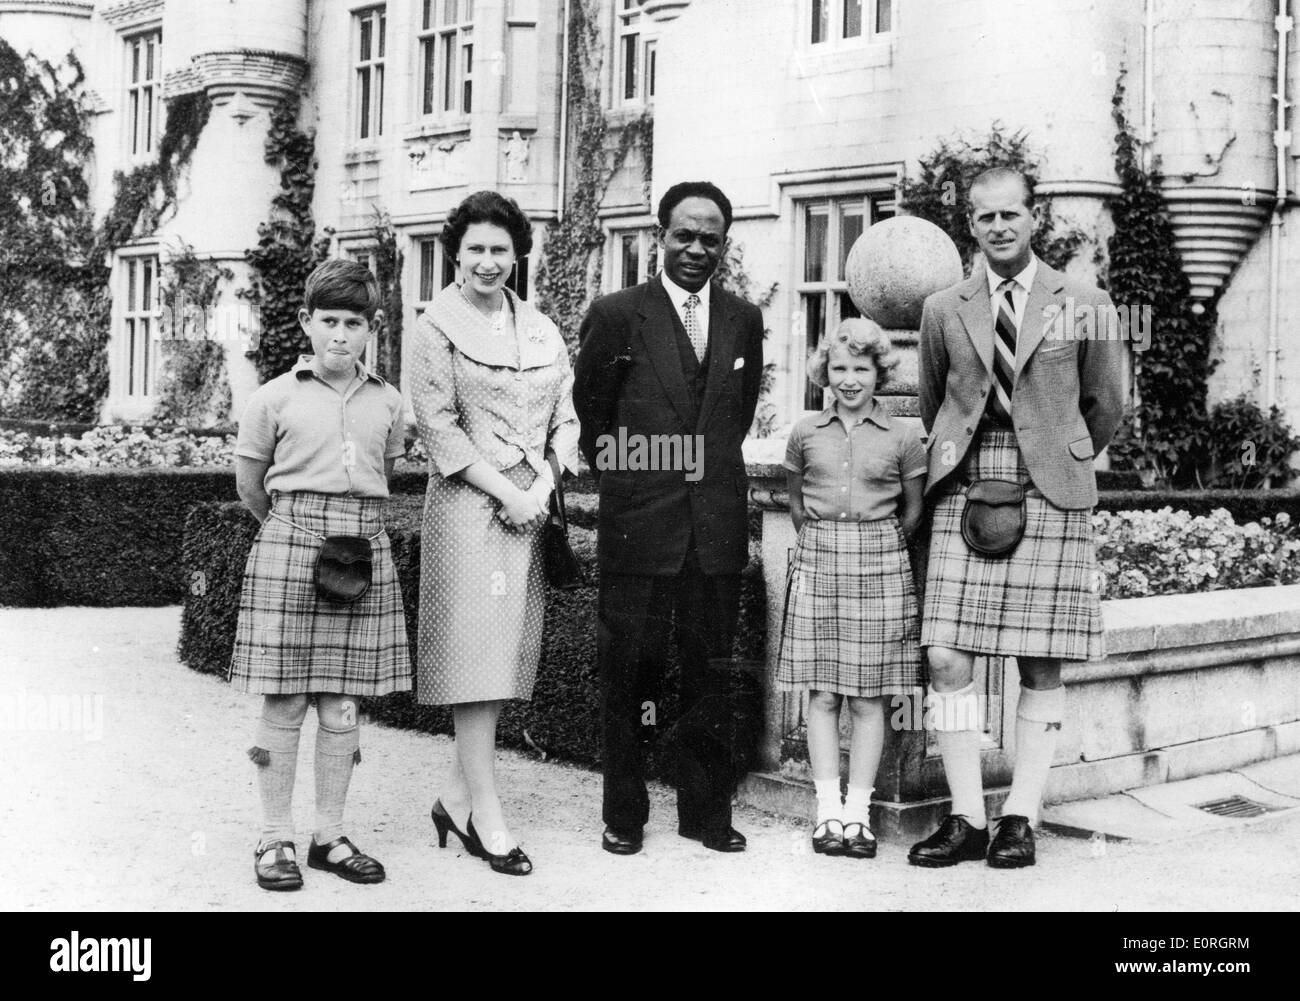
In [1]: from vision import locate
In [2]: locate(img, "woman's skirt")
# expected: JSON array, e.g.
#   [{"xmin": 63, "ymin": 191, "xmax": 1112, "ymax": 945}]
[
  {"xmin": 920, "ymin": 429, "xmax": 1104, "ymax": 661},
  {"xmin": 776, "ymin": 516, "xmax": 922, "ymax": 697},
  {"xmin": 415, "ymin": 462, "xmax": 546, "ymax": 705},
  {"xmin": 228, "ymin": 491, "xmax": 412, "ymax": 696}
]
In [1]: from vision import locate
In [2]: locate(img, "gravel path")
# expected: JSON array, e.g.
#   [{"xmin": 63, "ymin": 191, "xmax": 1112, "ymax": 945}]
[{"xmin": 2, "ymin": 606, "xmax": 1297, "ymax": 912}]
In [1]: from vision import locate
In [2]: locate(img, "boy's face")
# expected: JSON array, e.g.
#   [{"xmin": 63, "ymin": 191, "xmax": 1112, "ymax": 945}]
[
  {"xmin": 298, "ymin": 307, "xmax": 380, "ymax": 376},
  {"xmin": 826, "ymin": 343, "xmax": 878, "ymax": 415}
]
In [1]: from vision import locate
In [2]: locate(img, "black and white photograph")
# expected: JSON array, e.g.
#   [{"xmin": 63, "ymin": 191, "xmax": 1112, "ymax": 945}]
[{"xmin": 0, "ymin": 0, "xmax": 1294, "ymax": 959}]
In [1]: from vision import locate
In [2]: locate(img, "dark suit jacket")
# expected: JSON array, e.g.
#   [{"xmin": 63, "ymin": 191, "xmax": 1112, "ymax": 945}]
[
  {"xmin": 573, "ymin": 277, "xmax": 764, "ymax": 576},
  {"xmin": 918, "ymin": 257, "xmax": 1126, "ymax": 509}
]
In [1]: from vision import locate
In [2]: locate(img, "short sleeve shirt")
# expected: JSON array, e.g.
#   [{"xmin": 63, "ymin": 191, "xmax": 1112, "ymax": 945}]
[
  {"xmin": 783, "ymin": 399, "xmax": 927, "ymax": 522},
  {"xmin": 235, "ymin": 356, "xmax": 407, "ymax": 499}
]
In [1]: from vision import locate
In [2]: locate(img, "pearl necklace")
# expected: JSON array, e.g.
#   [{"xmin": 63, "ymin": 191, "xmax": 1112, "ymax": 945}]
[{"xmin": 462, "ymin": 284, "xmax": 509, "ymax": 335}]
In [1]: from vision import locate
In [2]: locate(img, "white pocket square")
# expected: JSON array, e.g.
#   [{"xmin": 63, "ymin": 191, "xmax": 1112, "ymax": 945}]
[{"xmin": 733, "ymin": 357, "xmax": 745, "ymax": 370}]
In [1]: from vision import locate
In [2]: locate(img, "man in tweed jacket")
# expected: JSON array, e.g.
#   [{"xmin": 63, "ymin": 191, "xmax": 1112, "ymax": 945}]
[{"xmin": 909, "ymin": 167, "xmax": 1125, "ymax": 869}]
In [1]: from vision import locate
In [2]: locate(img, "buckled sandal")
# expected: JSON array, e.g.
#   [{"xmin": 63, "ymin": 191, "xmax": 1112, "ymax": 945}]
[
  {"xmin": 842, "ymin": 821, "xmax": 878, "ymax": 859},
  {"xmin": 306, "ymin": 835, "xmax": 386, "ymax": 884},
  {"xmin": 812, "ymin": 819, "xmax": 846, "ymax": 855},
  {"xmin": 254, "ymin": 840, "xmax": 303, "ymax": 891}
]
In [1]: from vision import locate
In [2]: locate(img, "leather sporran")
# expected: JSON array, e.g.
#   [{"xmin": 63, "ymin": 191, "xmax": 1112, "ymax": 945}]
[
  {"xmin": 542, "ymin": 455, "xmax": 586, "ymax": 590},
  {"xmin": 960, "ymin": 479, "xmax": 1026, "ymax": 558},
  {"xmin": 316, "ymin": 536, "xmax": 374, "ymax": 603}
]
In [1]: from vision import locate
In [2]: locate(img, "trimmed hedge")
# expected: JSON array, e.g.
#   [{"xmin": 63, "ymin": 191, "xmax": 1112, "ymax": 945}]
[
  {"xmin": 179, "ymin": 499, "xmax": 766, "ymax": 768},
  {"xmin": 1097, "ymin": 488, "xmax": 1300, "ymax": 524},
  {"xmin": 0, "ymin": 467, "xmax": 240, "ymax": 606}
]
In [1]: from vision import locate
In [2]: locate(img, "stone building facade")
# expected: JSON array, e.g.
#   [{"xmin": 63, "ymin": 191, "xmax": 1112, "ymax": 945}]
[{"xmin": 1, "ymin": 0, "xmax": 1295, "ymax": 436}]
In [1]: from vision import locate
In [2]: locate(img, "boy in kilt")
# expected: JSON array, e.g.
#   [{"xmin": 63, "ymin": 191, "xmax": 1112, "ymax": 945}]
[
  {"xmin": 230, "ymin": 260, "xmax": 411, "ymax": 890},
  {"xmin": 910, "ymin": 167, "xmax": 1125, "ymax": 868}
]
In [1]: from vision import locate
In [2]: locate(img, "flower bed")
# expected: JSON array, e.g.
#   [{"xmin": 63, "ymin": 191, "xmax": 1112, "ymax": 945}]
[
  {"xmin": 0, "ymin": 425, "xmax": 236, "ymax": 468},
  {"xmin": 1093, "ymin": 507, "xmax": 1300, "ymax": 598}
]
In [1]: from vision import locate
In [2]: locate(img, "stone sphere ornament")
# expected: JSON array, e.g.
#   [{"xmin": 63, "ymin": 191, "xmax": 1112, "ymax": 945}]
[{"xmin": 845, "ymin": 216, "xmax": 963, "ymax": 329}]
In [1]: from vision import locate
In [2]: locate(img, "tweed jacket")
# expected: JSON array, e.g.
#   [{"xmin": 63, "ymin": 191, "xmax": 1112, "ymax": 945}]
[{"xmin": 917, "ymin": 257, "xmax": 1126, "ymax": 509}]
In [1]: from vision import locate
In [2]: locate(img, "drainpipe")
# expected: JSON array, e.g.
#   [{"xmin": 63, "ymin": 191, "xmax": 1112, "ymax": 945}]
[
  {"xmin": 557, "ymin": 0, "xmax": 572, "ymax": 222},
  {"xmin": 1267, "ymin": 0, "xmax": 1293, "ymax": 410},
  {"xmin": 1144, "ymin": 0, "xmax": 1155, "ymax": 172}
]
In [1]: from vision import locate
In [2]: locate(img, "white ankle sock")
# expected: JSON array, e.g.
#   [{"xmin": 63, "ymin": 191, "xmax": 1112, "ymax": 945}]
[
  {"xmin": 813, "ymin": 778, "xmax": 842, "ymax": 824},
  {"xmin": 1000, "ymin": 685, "xmax": 1065, "ymax": 824},
  {"xmin": 929, "ymin": 683, "xmax": 986, "ymax": 829},
  {"xmin": 842, "ymin": 785, "xmax": 873, "ymax": 826}
]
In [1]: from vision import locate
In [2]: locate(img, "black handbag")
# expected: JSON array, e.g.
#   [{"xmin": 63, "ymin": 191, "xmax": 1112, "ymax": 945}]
[
  {"xmin": 542, "ymin": 454, "xmax": 586, "ymax": 590},
  {"xmin": 960, "ymin": 478, "xmax": 1027, "ymax": 558}
]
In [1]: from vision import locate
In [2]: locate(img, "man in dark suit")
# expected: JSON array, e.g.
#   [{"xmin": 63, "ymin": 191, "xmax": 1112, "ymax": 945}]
[{"xmin": 573, "ymin": 181, "xmax": 765, "ymax": 855}]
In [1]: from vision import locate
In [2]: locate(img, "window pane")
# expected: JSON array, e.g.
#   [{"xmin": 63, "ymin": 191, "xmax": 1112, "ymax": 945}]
[
  {"xmin": 876, "ymin": 0, "xmax": 892, "ymax": 33},
  {"xmin": 378, "ymin": 12, "xmax": 386, "ymax": 57},
  {"xmin": 141, "ymin": 317, "xmax": 151, "ymax": 395},
  {"xmin": 804, "ymin": 205, "xmax": 829, "ymax": 282},
  {"xmin": 508, "ymin": 255, "xmax": 528, "ymax": 299},
  {"xmin": 621, "ymin": 234, "xmax": 640, "ymax": 289},
  {"xmin": 844, "ymin": 0, "xmax": 863, "ymax": 37},
  {"xmin": 143, "ymin": 258, "xmax": 153, "ymax": 309},
  {"xmin": 645, "ymin": 41, "xmax": 656, "ymax": 98},
  {"xmin": 131, "ymin": 40, "xmax": 140, "ymax": 83},
  {"xmin": 127, "ymin": 259, "xmax": 137, "ymax": 309},
  {"xmin": 144, "ymin": 87, "xmax": 154, "ymax": 152},
  {"xmin": 803, "ymin": 295, "xmax": 825, "ymax": 410},
  {"xmin": 375, "ymin": 65, "xmax": 384, "ymax": 135},
  {"xmin": 422, "ymin": 39, "xmax": 436, "ymax": 114},
  {"xmin": 146, "ymin": 38, "xmax": 155, "ymax": 80},
  {"xmin": 420, "ymin": 240, "xmax": 437, "ymax": 300},
  {"xmin": 359, "ymin": 68, "xmax": 371, "ymax": 138},
  {"xmin": 442, "ymin": 253, "xmax": 456, "ymax": 289},
  {"xmin": 360, "ymin": 16, "xmax": 372, "ymax": 60},
  {"xmin": 443, "ymin": 35, "xmax": 455, "ymax": 110},
  {"xmin": 126, "ymin": 319, "xmax": 136, "ymax": 395},
  {"xmin": 444, "ymin": 0, "xmax": 458, "ymax": 24},
  {"xmin": 423, "ymin": 0, "xmax": 432, "ymax": 30},
  {"xmin": 129, "ymin": 91, "xmax": 140, "ymax": 155},
  {"xmin": 622, "ymin": 34, "xmax": 637, "ymax": 100},
  {"xmin": 873, "ymin": 196, "xmax": 896, "ymax": 223},
  {"xmin": 811, "ymin": 0, "xmax": 828, "ymax": 43},
  {"xmin": 465, "ymin": 0, "xmax": 474, "ymax": 19},
  {"xmin": 838, "ymin": 203, "xmax": 865, "ymax": 280},
  {"xmin": 837, "ymin": 291, "xmax": 861, "ymax": 323},
  {"xmin": 463, "ymin": 77, "xmax": 472, "ymax": 113}
]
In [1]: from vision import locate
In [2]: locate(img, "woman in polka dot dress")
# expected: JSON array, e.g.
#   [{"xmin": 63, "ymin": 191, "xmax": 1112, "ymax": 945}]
[{"xmin": 410, "ymin": 191, "xmax": 579, "ymax": 876}]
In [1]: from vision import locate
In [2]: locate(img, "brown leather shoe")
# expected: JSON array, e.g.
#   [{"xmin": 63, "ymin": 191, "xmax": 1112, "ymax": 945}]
[
  {"xmin": 987, "ymin": 815, "xmax": 1036, "ymax": 868},
  {"xmin": 908, "ymin": 814, "xmax": 989, "ymax": 867},
  {"xmin": 254, "ymin": 840, "xmax": 303, "ymax": 891},
  {"xmin": 307, "ymin": 836, "xmax": 386, "ymax": 884}
]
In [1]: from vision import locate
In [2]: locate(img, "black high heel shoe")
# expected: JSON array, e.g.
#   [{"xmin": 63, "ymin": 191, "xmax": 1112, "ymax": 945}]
[
  {"xmin": 467, "ymin": 816, "xmax": 533, "ymax": 876},
  {"xmin": 431, "ymin": 799, "xmax": 486, "ymax": 859}
]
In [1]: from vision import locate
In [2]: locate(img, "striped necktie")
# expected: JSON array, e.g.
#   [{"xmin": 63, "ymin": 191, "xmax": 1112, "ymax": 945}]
[
  {"xmin": 987, "ymin": 278, "xmax": 1018, "ymax": 426},
  {"xmin": 684, "ymin": 293, "xmax": 706, "ymax": 363}
]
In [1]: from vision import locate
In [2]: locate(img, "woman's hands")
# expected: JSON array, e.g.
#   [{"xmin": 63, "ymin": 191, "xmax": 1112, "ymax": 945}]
[{"xmin": 497, "ymin": 482, "xmax": 550, "ymax": 531}]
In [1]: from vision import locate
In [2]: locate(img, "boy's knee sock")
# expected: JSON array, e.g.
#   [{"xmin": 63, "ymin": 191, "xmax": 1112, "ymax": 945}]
[
  {"xmin": 1001, "ymin": 685, "xmax": 1065, "ymax": 825},
  {"xmin": 250, "ymin": 716, "xmax": 303, "ymax": 847},
  {"xmin": 314, "ymin": 723, "xmax": 360, "ymax": 846},
  {"xmin": 928, "ymin": 683, "xmax": 986, "ymax": 829}
]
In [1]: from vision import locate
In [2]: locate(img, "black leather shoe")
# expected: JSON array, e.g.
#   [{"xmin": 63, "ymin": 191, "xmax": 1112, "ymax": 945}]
[
  {"xmin": 254, "ymin": 840, "xmax": 303, "ymax": 891},
  {"xmin": 679, "ymin": 825, "xmax": 747, "ymax": 853},
  {"xmin": 603, "ymin": 821, "xmax": 644, "ymax": 852},
  {"xmin": 811, "ymin": 820, "xmax": 846, "ymax": 855},
  {"xmin": 601, "ymin": 826, "xmax": 643, "ymax": 855},
  {"xmin": 987, "ymin": 815, "xmax": 1036, "ymax": 868},
  {"xmin": 467, "ymin": 817, "xmax": 533, "ymax": 876},
  {"xmin": 431, "ymin": 799, "xmax": 486, "ymax": 858},
  {"xmin": 907, "ymin": 814, "xmax": 989, "ymax": 867},
  {"xmin": 306, "ymin": 836, "xmax": 386, "ymax": 884},
  {"xmin": 842, "ymin": 821, "xmax": 877, "ymax": 859}
]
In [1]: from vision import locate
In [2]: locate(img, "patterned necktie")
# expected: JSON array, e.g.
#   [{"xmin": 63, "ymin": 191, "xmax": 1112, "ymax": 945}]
[
  {"xmin": 683, "ymin": 293, "xmax": 706, "ymax": 363},
  {"xmin": 987, "ymin": 279, "xmax": 1018, "ymax": 426}
]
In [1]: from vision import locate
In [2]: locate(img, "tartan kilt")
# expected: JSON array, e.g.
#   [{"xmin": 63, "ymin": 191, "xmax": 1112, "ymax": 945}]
[
  {"xmin": 920, "ymin": 430, "xmax": 1104, "ymax": 661},
  {"xmin": 776, "ymin": 517, "xmax": 922, "ymax": 697},
  {"xmin": 228, "ymin": 491, "xmax": 413, "ymax": 696}
]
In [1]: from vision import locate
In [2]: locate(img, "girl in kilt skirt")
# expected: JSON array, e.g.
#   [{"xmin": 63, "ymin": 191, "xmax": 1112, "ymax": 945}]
[
  {"xmin": 229, "ymin": 261, "xmax": 411, "ymax": 891},
  {"xmin": 776, "ymin": 319, "xmax": 927, "ymax": 859}
]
